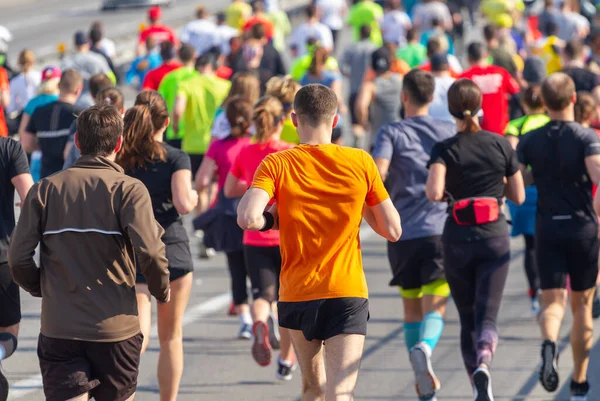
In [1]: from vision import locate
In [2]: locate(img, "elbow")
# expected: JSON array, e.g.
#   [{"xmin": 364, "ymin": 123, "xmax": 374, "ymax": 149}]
[
  {"xmin": 237, "ymin": 213, "xmax": 261, "ymax": 231},
  {"xmin": 174, "ymin": 201, "xmax": 194, "ymax": 215},
  {"xmin": 386, "ymin": 225, "xmax": 402, "ymax": 242},
  {"xmin": 223, "ymin": 185, "xmax": 234, "ymax": 199},
  {"xmin": 426, "ymin": 188, "xmax": 444, "ymax": 202}
]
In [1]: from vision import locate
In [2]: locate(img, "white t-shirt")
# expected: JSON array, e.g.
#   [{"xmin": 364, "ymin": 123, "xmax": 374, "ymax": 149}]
[
  {"xmin": 412, "ymin": 1, "xmax": 452, "ymax": 32},
  {"xmin": 429, "ymin": 75, "xmax": 456, "ymax": 123},
  {"xmin": 381, "ymin": 10, "xmax": 412, "ymax": 46},
  {"xmin": 8, "ymin": 71, "xmax": 40, "ymax": 114},
  {"xmin": 180, "ymin": 19, "xmax": 221, "ymax": 56},
  {"xmin": 98, "ymin": 38, "xmax": 116, "ymax": 58},
  {"xmin": 216, "ymin": 24, "xmax": 239, "ymax": 56},
  {"xmin": 316, "ymin": 0, "xmax": 346, "ymax": 31},
  {"xmin": 289, "ymin": 21, "xmax": 334, "ymax": 57}
]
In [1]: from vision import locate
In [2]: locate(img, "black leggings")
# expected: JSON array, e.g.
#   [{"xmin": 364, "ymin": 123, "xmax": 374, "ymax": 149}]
[
  {"xmin": 225, "ymin": 250, "xmax": 249, "ymax": 306},
  {"xmin": 444, "ymin": 236, "xmax": 510, "ymax": 375},
  {"xmin": 523, "ymin": 235, "xmax": 539, "ymax": 297}
]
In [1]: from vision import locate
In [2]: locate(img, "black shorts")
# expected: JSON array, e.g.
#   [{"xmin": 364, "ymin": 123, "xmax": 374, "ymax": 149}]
[
  {"xmin": 278, "ymin": 298, "xmax": 369, "ymax": 342},
  {"xmin": 136, "ymin": 241, "xmax": 193, "ymax": 284},
  {"xmin": 244, "ymin": 245, "xmax": 281, "ymax": 302},
  {"xmin": 0, "ymin": 262, "xmax": 20, "ymax": 327},
  {"xmin": 38, "ymin": 333, "xmax": 143, "ymax": 401},
  {"xmin": 387, "ymin": 236, "xmax": 445, "ymax": 289},
  {"xmin": 537, "ymin": 236, "xmax": 600, "ymax": 291},
  {"xmin": 189, "ymin": 154, "xmax": 204, "ymax": 178}
]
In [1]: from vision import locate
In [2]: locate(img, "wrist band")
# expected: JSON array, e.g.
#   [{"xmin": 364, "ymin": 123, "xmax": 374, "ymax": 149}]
[{"xmin": 260, "ymin": 212, "xmax": 275, "ymax": 232}]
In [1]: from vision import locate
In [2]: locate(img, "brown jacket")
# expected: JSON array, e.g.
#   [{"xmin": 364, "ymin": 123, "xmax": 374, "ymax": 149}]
[{"xmin": 8, "ymin": 156, "xmax": 170, "ymax": 342}]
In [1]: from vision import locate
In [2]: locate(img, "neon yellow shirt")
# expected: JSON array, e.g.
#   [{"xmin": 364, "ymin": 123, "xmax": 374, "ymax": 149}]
[
  {"xmin": 347, "ymin": 1, "xmax": 384, "ymax": 46},
  {"xmin": 225, "ymin": 1, "xmax": 252, "ymax": 31},
  {"xmin": 268, "ymin": 11, "xmax": 292, "ymax": 53},
  {"xmin": 158, "ymin": 67, "xmax": 198, "ymax": 141},
  {"xmin": 280, "ymin": 118, "xmax": 299, "ymax": 144},
  {"xmin": 291, "ymin": 55, "xmax": 339, "ymax": 81},
  {"xmin": 178, "ymin": 74, "xmax": 231, "ymax": 155}
]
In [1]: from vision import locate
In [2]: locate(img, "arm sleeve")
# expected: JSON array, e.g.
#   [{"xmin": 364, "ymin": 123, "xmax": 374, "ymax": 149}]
[
  {"xmin": 204, "ymin": 141, "xmax": 219, "ymax": 161},
  {"xmin": 25, "ymin": 110, "xmax": 37, "ymax": 133},
  {"xmin": 8, "ymin": 183, "xmax": 43, "ymax": 297},
  {"xmin": 9, "ymin": 140, "xmax": 30, "ymax": 178},
  {"xmin": 250, "ymin": 155, "xmax": 278, "ymax": 199},
  {"xmin": 582, "ymin": 128, "xmax": 600, "ymax": 157},
  {"xmin": 23, "ymin": 99, "xmax": 35, "ymax": 116},
  {"xmin": 364, "ymin": 151, "xmax": 390, "ymax": 206},
  {"xmin": 427, "ymin": 142, "xmax": 447, "ymax": 168},
  {"xmin": 119, "ymin": 182, "xmax": 170, "ymax": 302},
  {"xmin": 172, "ymin": 150, "xmax": 192, "ymax": 173},
  {"xmin": 371, "ymin": 125, "xmax": 395, "ymax": 161}
]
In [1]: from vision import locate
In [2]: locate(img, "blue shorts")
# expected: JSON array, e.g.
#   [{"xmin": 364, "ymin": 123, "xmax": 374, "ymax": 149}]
[{"xmin": 507, "ymin": 186, "xmax": 537, "ymax": 237}]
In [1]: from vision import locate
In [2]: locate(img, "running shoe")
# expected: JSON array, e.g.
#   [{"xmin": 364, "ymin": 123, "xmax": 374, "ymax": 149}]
[
  {"xmin": 227, "ymin": 301, "xmax": 237, "ymax": 316},
  {"xmin": 409, "ymin": 343, "xmax": 440, "ymax": 400},
  {"xmin": 592, "ymin": 288, "xmax": 600, "ymax": 319},
  {"xmin": 539, "ymin": 340, "xmax": 559, "ymax": 392},
  {"xmin": 238, "ymin": 323, "xmax": 253, "ymax": 340},
  {"xmin": 472, "ymin": 366, "xmax": 494, "ymax": 401},
  {"xmin": 0, "ymin": 362, "xmax": 8, "ymax": 401},
  {"xmin": 276, "ymin": 358, "xmax": 296, "ymax": 381},
  {"xmin": 251, "ymin": 321, "xmax": 272, "ymax": 366},
  {"xmin": 268, "ymin": 313, "xmax": 281, "ymax": 350},
  {"xmin": 570, "ymin": 380, "xmax": 590, "ymax": 401},
  {"xmin": 531, "ymin": 297, "xmax": 540, "ymax": 316}
]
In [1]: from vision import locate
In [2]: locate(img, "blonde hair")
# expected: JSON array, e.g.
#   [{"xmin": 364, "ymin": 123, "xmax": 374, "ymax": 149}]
[
  {"xmin": 18, "ymin": 49, "xmax": 35, "ymax": 70},
  {"xmin": 265, "ymin": 75, "xmax": 301, "ymax": 117},
  {"xmin": 224, "ymin": 72, "xmax": 261, "ymax": 107},
  {"xmin": 38, "ymin": 78, "xmax": 60, "ymax": 95},
  {"xmin": 253, "ymin": 96, "xmax": 283, "ymax": 143}
]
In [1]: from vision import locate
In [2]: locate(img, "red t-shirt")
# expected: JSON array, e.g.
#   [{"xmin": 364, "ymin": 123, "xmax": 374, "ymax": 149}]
[
  {"xmin": 0, "ymin": 68, "xmax": 8, "ymax": 137},
  {"xmin": 230, "ymin": 139, "xmax": 293, "ymax": 246},
  {"xmin": 243, "ymin": 16, "xmax": 275, "ymax": 39},
  {"xmin": 142, "ymin": 62, "xmax": 183, "ymax": 91},
  {"xmin": 460, "ymin": 65, "xmax": 520, "ymax": 135},
  {"xmin": 138, "ymin": 24, "xmax": 179, "ymax": 46}
]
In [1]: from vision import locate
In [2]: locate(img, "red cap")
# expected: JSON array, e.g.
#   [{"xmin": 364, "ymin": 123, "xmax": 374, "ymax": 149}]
[
  {"xmin": 148, "ymin": 6, "xmax": 162, "ymax": 20},
  {"xmin": 41, "ymin": 66, "xmax": 61, "ymax": 81}
]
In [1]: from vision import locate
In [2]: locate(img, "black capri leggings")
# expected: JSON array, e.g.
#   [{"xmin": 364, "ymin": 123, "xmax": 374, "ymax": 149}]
[
  {"xmin": 443, "ymin": 236, "xmax": 511, "ymax": 375},
  {"xmin": 244, "ymin": 245, "xmax": 281, "ymax": 303},
  {"xmin": 225, "ymin": 250, "xmax": 249, "ymax": 306}
]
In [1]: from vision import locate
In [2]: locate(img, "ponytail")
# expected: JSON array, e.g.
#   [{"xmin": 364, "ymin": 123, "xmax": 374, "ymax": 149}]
[
  {"xmin": 226, "ymin": 96, "xmax": 253, "ymax": 138},
  {"xmin": 462, "ymin": 110, "xmax": 481, "ymax": 134},
  {"xmin": 254, "ymin": 96, "xmax": 284, "ymax": 143}
]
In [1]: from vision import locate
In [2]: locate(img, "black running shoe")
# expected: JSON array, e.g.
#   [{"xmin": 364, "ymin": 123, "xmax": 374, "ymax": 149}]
[
  {"xmin": 276, "ymin": 359, "xmax": 296, "ymax": 381},
  {"xmin": 540, "ymin": 340, "xmax": 559, "ymax": 392},
  {"xmin": 0, "ymin": 362, "xmax": 8, "ymax": 401},
  {"xmin": 472, "ymin": 366, "xmax": 494, "ymax": 401},
  {"xmin": 570, "ymin": 380, "xmax": 590, "ymax": 401},
  {"xmin": 592, "ymin": 288, "xmax": 600, "ymax": 320}
]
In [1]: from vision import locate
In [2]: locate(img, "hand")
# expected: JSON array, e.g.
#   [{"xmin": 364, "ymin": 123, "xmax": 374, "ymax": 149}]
[{"xmin": 190, "ymin": 189, "xmax": 199, "ymax": 208}]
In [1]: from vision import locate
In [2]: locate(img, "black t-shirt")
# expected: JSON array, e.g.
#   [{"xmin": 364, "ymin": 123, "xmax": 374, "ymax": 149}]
[
  {"xmin": 26, "ymin": 100, "xmax": 81, "ymax": 178},
  {"xmin": 517, "ymin": 121, "xmax": 600, "ymax": 239},
  {"xmin": 563, "ymin": 67, "xmax": 600, "ymax": 93},
  {"xmin": 0, "ymin": 138, "xmax": 30, "ymax": 262},
  {"xmin": 429, "ymin": 130, "xmax": 519, "ymax": 243},
  {"xmin": 125, "ymin": 143, "xmax": 192, "ymax": 243}
]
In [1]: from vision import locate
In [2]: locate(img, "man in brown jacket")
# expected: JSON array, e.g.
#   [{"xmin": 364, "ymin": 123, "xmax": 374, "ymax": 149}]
[{"xmin": 8, "ymin": 105, "xmax": 170, "ymax": 401}]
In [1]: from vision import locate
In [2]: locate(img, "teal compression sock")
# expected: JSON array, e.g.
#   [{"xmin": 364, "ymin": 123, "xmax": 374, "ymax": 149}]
[
  {"xmin": 420, "ymin": 312, "xmax": 444, "ymax": 351},
  {"xmin": 403, "ymin": 321, "xmax": 422, "ymax": 351}
]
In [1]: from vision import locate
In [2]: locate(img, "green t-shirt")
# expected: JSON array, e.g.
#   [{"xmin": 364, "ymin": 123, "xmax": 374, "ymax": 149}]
[
  {"xmin": 291, "ymin": 55, "xmax": 339, "ymax": 82},
  {"xmin": 347, "ymin": 1, "xmax": 384, "ymax": 46},
  {"xmin": 505, "ymin": 114, "xmax": 550, "ymax": 137},
  {"xmin": 397, "ymin": 43, "xmax": 427, "ymax": 68},
  {"xmin": 179, "ymin": 74, "xmax": 231, "ymax": 155},
  {"xmin": 268, "ymin": 11, "xmax": 292, "ymax": 53},
  {"xmin": 280, "ymin": 118, "xmax": 299, "ymax": 144},
  {"xmin": 158, "ymin": 66, "xmax": 198, "ymax": 141}
]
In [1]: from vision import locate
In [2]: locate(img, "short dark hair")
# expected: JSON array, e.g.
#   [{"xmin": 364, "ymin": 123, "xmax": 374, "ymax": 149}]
[
  {"xmin": 76, "ymin": 105, "xmax": 123, "ymax": 157},
  {"xmin": 160, "ymin": 41, "xmax": 176, "ymax": 61},
  {"xmin": 89, "ymin": 25, "xmax": 103, "ymax": 45},
  {"xmin": 431, "ymin": 17, "xmax": 442, "ymax": 27},
  {"xmin": 426, "ymin": 37, "xmax": 443, "ymax": 57},
  {"xmin": 306, "ymin": 4, "xmax": 317, "ymax": 18},
  {"xmin": 88, "ymin": 74, "xmax": 113, "ymax": 99},
  {"xmin": 402, "ymin": 69, "xmax": 435, "ymax": 106},
  {"xmin": 543, "ymin": 20, "xmax": 558, "ymax": 36},
  {"xmin": 252, "ymin": 0, "xmax": 265, "ymax": 13},
  {"xmin": 216, "ymin": 12, "xmax": 226, "ymax": 24},
  {"xmin": 179, "ymin": 44, "xmax": 195, "ymax": 63},
  {"xmin": 58, "ymin": 69, "xmax": 83, "ymax": 94},
  {"xmin": 252, "ymin": 22, "xmax": 267, "ymax": 40},
  {"xmin": 483, "ymin": 24, "xmax": 497, "ymax": 42},
  {"xmin": 293, "ymin": 84, "xmax": 338, "ymax": 127},
  {"xmin": 359, "ymin": 24, "xmax": 372, "ymax": 40},
  {"xmin": 196, "ymin": 52, "xmax": 216, "ymax": 69},
  {"xmin": 406, "ymin": 28, "xmax": 417, "ymax": 42},
  {"xmin": 564, "ymin": 40, "xmax": 584, "ymax": 60},
  {"xmin": 541, "ymin": 72, "xmax": 575, "ymax": 111},
  {"xmin": 467, "ymin": 42, "xmax": 486, "ymax": 62},
  {"xmin": 195, "ymin": 5, "xmax": 207, "ymax": 19}
]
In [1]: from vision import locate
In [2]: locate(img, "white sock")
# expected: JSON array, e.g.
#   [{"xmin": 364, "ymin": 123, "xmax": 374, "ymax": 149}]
[{"xmin": 239, "ymin": 312, "xmax": 252, "ymax": 326}]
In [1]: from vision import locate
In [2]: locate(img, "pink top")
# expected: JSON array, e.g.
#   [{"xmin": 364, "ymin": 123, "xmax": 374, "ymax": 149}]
[
  {"xmin": 230, "ymin": 139, "xmax": 293, "ymax": 247},
  {"xmin": 205, "ymin": 136, "xmax": 253, "ymax": 191}
]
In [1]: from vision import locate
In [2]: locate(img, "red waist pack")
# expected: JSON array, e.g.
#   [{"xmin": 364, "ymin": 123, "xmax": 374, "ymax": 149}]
[{"xmin": 452, "ymin": 197, "xmax": 500, "ymax": 226}]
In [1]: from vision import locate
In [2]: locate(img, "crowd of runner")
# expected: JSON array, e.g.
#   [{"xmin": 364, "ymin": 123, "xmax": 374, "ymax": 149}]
[{"xmin": 1, "ymin": 0, "xmax": 600, "ymax": 400}]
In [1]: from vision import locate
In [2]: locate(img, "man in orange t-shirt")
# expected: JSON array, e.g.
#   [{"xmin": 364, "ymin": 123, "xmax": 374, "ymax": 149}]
[
  {"xmin": 242, "ymin": 0, "xmax": 275, "ymax": 40},
  {"xmin": 0, "ymin": 67, "xmax": 9, "ymax": 137},
  {"xmin": 237, "ymin": 84, "xmax": 401, "ymax": 398}
]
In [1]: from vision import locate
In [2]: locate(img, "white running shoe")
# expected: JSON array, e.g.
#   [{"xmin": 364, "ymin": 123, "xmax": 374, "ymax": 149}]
[
  {"xmin": 410, "ymin": 343, "xmax": 440, "ymax": 400},
  {"xmin": 472, "ymin": 366, "xmax": 494, "ymax": 401}
]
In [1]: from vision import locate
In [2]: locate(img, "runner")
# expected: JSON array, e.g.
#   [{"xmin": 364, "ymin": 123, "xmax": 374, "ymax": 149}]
[
  {"xmin": 420, "ymin": 37, "xmax": 462, "ymax": 77},
  {"xmin": 484, "ymin": 24, "xmax": 518, "ymax": 78},
  {"xmin": 243, "ymin": 1, "xmax": 276, "ymax": 42},
  {"xmin": 315, "ymin": 0, "xmax": 347, "ymax": 48},
  {"xmin": 428, "ymin": 53, "xmax": 456, "ymax": 124},
  {"xmin": 264, "ymin": 75, "xmax": 301, "ymax": 144},
  {"xmin": 137, "ymin": 6, "xmax": 178, "ymax": 56},
  {"xmin": 289, "ymin": 5, "xmax": 334, "ymax": 58},
  {"xmin": 237, "ymin": 84, "xmax": 401, "ymax": 399},
  {"xmin": 196, "ymin": 97, "xmax": 254, "ymax": 339},
  {"xmin": 289, "ymin": 38, "xmax": 340, "ymax": 82},
  {"xmin": 21, "ymin": 69, "xmax": 83, "ymax": 178},
  {"xmin": 518, "ymin": 73, "xmax": 600, "ymax": 401},
  {"xmin": 412, "ymin": 0, "xmax": 453, "ymax": 33},
  {"xmin": 8, "ymin": 104, "xmax": 170, "ymax": 401},
  {"xmin": 426, "ymin": 78, "xmax": 525, "ymax": 401},
  {"xmin": 460, "ymin": 42, "xmax": 520, "ymax": 135},
  {"xmin": 117, "ymin": 91, "xmax": 197, "ymax": 401},
  {"xmin": 89, "ymin": 24, "xmax": 119, "ymax": 84},
  {"xmin": 225, "ymin": 0, "xmax": 253, "ymax": 31},
  {"xmin": 372, "ymin": 69, "xmax": 455, "ymax": 401},
  {"xmin": 420, "ymin": 18, "xmax": 455, "ymax": 55},
  {"xmin": 142, "ymin": 41, "xmax": 182, "ymax": 91},
  {"xmin": 158, "ymin": 44, "xmax": 197, "ymax": 149},
  {"xmin": 180, "ymin": 6, "xmax": 221, "ymax": 57},
  {"xmin": 0, "ymin": 136, "xmax": 33, "ymax": 401},
  {"xmin": 561, "ymin": 40, "xmax": 600, "ymax": 116},
  {"xmin": 504, "ymin": 85, "xmax": 549, "ymax": 315},
  {"xmin": 267, "ymin": 4, "xmax": 291, "ymax": 54},
  {"xmin": 299, "ymin": 47, "xmax": 345, "ymax": 116},
  {"xmin": 224, "ymin": 96, "xmax": 296, "ymax": 379},
  {"xmin": 126, "ymin": 37, "xmax": 162, "ymax": 90},
  {"xmin": 7, "ymin": 50, "xmax": 39, "ymax": 134},
  {"xmin": 381, "ymin": 0, "xmax": 412, "ymax": 47},
  {"xmin": 90, "ymin": 21, "xmax": 116, "ymax": 59},
  {"xmin": 348, "ymin": 0, "xmax": 384, "ymax": 46}
]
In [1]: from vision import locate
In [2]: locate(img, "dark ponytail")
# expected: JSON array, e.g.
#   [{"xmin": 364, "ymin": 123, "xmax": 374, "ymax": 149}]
[
  {"xmin": 226, "ymin": 96, "xmax": 253, "ymax": 138},
  {"xmin": 448, "ymin": 78, "xmax": 482, "ymax": 134}
]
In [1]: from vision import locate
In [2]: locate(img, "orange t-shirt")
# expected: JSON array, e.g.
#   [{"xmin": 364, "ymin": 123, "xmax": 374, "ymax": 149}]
[
  {"xmin": 363, "ymin": 59, "xmax": 411, "ymax": 82},
  {"xmin": 0, "ymin": 68, "xmax": 8, "ymax": 137},
  {"xmin": 251, "ymin": 144, "xmax": 389, "ymax": 302}
]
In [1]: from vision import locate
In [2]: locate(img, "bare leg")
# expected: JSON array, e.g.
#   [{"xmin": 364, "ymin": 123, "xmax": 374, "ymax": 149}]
[
  {"xmin": 135, "ymin": 284, "xmax": 152, "ymax": 354},
  {"xmin": 323, "ymin": 334, "xmax": 366, "ymax": 401},
  {"xmin": 539, "ymin": 289, "xmax": 568, "ymax": 342},
  {"xmin": 279, "ymin": 327, "xmax": 295, "ymax": 363},
  {"xmin": 289, "ymin": 330, "xmax": 326, "ymax": 401},
  {"xmin": 570, "ymin": 288, "xmax": 595, "ymax": 383},
  {"xmin": 66, "ymin": 394, "xmax": 90, "ymax": 401}
]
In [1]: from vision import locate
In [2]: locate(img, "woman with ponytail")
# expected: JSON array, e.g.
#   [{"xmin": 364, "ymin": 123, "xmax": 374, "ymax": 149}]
[
  {"xmin": 426, "ymin": 78, "xmax": 525, "ymax": 401},
  {"xmin": 117, "ymin": 91, "xmax": 198, "ymax": 401},
  {"xmin": 196, "ymin": 97, "xmax": 254, "ymax": 339},
  {"xmin": 223, "ymin": 96, "xmax": 296, "ymax": 379}
]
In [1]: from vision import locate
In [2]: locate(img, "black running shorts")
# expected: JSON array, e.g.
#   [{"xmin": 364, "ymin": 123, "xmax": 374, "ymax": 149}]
[
  {"xmin": 278, "ymin": 298, "xmax": 369, "ymax": 342},
  {"xmin": 387, "ymin": 236, "xmax": 445, "ymax": 289},
  {"xmin": 0, "ymin": 262, "xmax": 20, "ymax": 327},
  {"xmin": 244, "ymin": 245, "xmax": 281, "ymax": 303},
  {"xmin": 38, "ymin": 333, "xmax": 143, "ymax": 401},
  {"xmin": 537, "ymin": 236, "xmax": 600, "ymax": 291},
  {"xmin": 136, "ymin": 241, "xmax": 193, "ymax": 284}
]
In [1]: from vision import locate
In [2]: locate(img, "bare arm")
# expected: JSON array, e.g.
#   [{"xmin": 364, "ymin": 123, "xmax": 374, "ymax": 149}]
[
  {"xmin": 585, "ymin": 154, "xmax": 600, "ymax": 187},
  {"xmin": 237, "ymin": 188, "xmax": 271, "ymax": 230},
  {"xmin": 505, "ymin": 171, "xmax": 525, "ymax": 205},
  {"xmin": 12, "ymin": 173, "xmax": 34, "ymax": 206},
  {"xmin": 374, "ymin": 158, "xmax": 391, "ymax": 182},
  {"xmin": 195, "ymin": 157, "xmax": 217, "ymax": 192},
  {"xmin": 331, "ymin": 79, "xmax": 347, "ymax": 115},
  {"xmin": 224, "ymin": 173, "xmax": 248, "ymax": 199},
  {"xmin": 20, "ymin": 131, "xmax": 38, "ymax": 153},
  {"xmin": 426, "ymin": 163, "xmax": 446, "ymax": 201},
  {"xmin": 362, "ymin": 199, "xmax": 402, "ymax": 242},
  {"xmin": 355, "ymin": 82, "xmax": 374, "ymax": 128},
  {"xmin": 17, "ymin": 113, "xmax": 31, "ymax": 140},
  {"xmin": 506, "ymin": 135, "xmax": 519, "ymax": 150},
  {"xmin": 173, "ymin": 95, "xmax": 187, "ymax": 136},
  {"xmin": 0, "ymin": 89, "xmax": 9, "ymax": 108},
  {"xmin": 171, "ymin": 169, "xmax": 198, "ymax": 215},
  {"xmin": 519, "ymin": 163, "xmax": 534, "ymax": 187}
]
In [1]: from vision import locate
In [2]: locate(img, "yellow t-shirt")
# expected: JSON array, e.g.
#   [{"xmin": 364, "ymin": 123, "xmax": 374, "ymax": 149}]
[
  {"xmin": 225, "ymin": 1, "xmax": 252, "ymax": 31},
  {"xmin": 280, "ymin": 118, "xmax": 299, "ymax": 144},
  {"xmin": 251, "ymin": 144, "xmax": 389, "ymax": 302}
]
